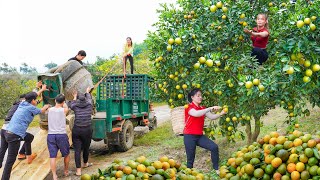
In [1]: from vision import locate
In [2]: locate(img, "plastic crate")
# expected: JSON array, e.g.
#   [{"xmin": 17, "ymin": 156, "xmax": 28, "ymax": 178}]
[{"xmin": 96, "ymin": 74, "xmax": 153, "ymax": 112}]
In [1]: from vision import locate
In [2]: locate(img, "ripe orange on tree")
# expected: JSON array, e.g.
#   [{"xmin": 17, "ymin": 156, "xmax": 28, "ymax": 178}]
[{"xmin": 147, "ymin": 0, "xmax": 320, "ymax": 144}]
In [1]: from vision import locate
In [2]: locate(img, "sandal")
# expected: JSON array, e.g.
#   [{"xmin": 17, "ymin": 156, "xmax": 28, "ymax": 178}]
[
  {"xmin": 74, "ymin": 173, "xmax": 81, "ymax": 176},
  {"xmin": 17, "ymin": 154, "xmax": 26, "ymax": 160},
  {"xmin": 27, "ymin": 153, "xmax": 37, "ymax": 164},
  {"xmin": 83, "ymin": 162, "xmax": 93, "ymax": 168}
]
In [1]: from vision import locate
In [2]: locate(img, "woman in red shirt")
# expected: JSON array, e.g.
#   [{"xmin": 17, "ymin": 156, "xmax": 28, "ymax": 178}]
[
  {"xmin": 244, "ymin": 13, "xmax": 269, "ymax": 65},
  {"xmin": 184, "ymin": 88, "xmax": 227, "ymax": 172}
]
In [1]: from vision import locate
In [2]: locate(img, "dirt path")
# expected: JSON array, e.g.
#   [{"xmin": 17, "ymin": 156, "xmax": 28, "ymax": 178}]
[{"xmin": 44, "ymin": 105, "xmax": 170, "ymax": 180}]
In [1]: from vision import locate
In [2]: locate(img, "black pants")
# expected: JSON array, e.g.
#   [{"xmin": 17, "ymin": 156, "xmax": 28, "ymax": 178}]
[
  {"xmin": 251, "ymin": 48, "xmax": 268, "ymax": 65},
  {"xmin": 72, "ymin": 126, "xmax": 92, "ymax": 168},
  {"xmin": 0, "ymin": 130, "xmax": 21, "ymax": 180},
  {"xmin": 184, "ymin": 134, "xmax": 219, "ymax": 170},
  {"xmin": 18, "ymin": 136, "xmax": 33, "ymax": 155},
  {"xmin": 124, "ymin": 55, "xmax": 134, "ymax": 74},
  {"xmin": 0, "ymin": 130, "xmax": 34, "ymax": 180},
  {"xmin": 18, "ymin": 143, "xmax": 26, "ymax": 155}
]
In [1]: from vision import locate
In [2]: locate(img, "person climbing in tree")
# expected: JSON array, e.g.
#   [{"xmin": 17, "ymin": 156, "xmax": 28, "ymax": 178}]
[{"xmin": 244, "ymin": 13, "xmax": 269, "ymax": 65}]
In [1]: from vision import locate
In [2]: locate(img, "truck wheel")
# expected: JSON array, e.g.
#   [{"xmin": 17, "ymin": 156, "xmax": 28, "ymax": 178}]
[
  {"xmin": 54, "ymin": 60, "xmax": 83, "ymax": 82},
  {"xmin": 116, "ymin": 120, "xmax": 134, "ymax": 152},
  {"xmin": 148, "ymin": 116, "xmax": 157, "ymax": 131}
]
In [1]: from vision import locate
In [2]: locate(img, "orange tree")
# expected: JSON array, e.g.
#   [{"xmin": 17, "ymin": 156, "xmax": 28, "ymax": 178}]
[{"xmin": 145, "ymin": 0, "xmax": 320, "ymax": 144}]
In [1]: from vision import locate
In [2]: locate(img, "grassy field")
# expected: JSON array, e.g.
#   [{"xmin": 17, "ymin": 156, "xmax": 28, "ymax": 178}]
[{"xmin": 132, "ymin": 105, "xmax": 320, "ymax": 172}]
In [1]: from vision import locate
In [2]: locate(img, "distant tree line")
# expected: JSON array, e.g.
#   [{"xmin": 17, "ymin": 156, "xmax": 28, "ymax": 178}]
[{"xmin": 0, "ymin": 41, "xmax": 157, "ymax": 119}]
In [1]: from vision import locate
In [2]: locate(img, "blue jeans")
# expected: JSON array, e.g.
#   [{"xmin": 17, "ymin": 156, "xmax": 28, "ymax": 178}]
[{"xmin": 184, "ymin": 134, "xmax": 219, "ymax": 170}]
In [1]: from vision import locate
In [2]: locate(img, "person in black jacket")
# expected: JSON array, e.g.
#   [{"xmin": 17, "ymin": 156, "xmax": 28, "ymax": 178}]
[
  {"xmin": 3, "ymin": 94, "xmax": 26, "ymax": 127},
  {"xmin": 68, "ymin": 50, "xmax": 86, "ymax": 65},
  {"xmin": 68, "ymin": 87, "xmax": 93, "ymax": 176},
  {"xmin": 2, "ymin": 94, "xmax": 29, "ymax": 160},
  {"xmin": 1, "ymin": 81, "xmax": 44, "ymax": 160}
]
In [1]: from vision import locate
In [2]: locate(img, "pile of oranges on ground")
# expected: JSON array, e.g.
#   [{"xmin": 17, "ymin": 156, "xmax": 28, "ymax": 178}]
[
  {"xmin": 81, "ymin": 155, "xmax": 216, "ymax": 180},
  {"xmin": 220, "ymin": 130, "xmax": 320, "ymax": 180}
]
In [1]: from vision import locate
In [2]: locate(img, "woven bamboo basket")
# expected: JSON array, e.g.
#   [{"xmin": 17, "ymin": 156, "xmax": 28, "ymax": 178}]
[{"xmin": 171, "ymin": 106, "xmax": 185, "ymax": 135}]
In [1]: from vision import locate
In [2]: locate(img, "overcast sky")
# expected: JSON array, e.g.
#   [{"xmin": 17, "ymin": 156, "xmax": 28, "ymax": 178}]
[{"xmin": 0, "ymin": 0, "xmax": 175, "ymax": 72}]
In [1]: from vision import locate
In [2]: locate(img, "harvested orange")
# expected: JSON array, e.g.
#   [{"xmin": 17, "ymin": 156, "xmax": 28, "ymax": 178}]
[
  {"xmin": 270, "ymin": 131, "xmax": 280, "ymax": 138},
  {"xmin": 296, "ymin": 162, "xmax": 305, "ymax": 172},
  {"xmin": 273, "ymin": 172, "xmax": 282, "ymax": 180},
  {"xmin": 269, "ymin": 137, "xmax": 277, "ymax": 145},
  {"xmin": 293, "ymin": 138, "xmax": 302, "ymax": 147},
  {"xmin": 137, "ymin": 164, "xmax": 146, "ymax": 172},
  {"xmin": 123, "ymin": 166, "xmax": 132, "ymax": 175},
  {"xmin": 287, "ymin": 163, "xmax": 296, "ymax": 173},
  {"xmin": 244, "ymin": 164, "xmax": 254, "ymax": 175},
  {"xmin": 307, "ymin": 139, "xmax": 317, "ymax": 148},
  {"xmin": 271, "ymin": 157, "xmax": 282, "ymax": 168},
  {"xmin": 265, "ymin": 154, "xmax": 275, "ymax": 164},
  {"xmin": 291, "ymin": 171, "xmax": 300, "ymax": 180},
  {"xmin": 162, "ymin": 162, "xmax": 170, "ymax": 170},
  {"xmin": 115, "ymin": 171, "xmax": 124, "ymax": 178},
  {"xmin": 159, "ymin": 156, "xmax": 169, "ymax": 162}
]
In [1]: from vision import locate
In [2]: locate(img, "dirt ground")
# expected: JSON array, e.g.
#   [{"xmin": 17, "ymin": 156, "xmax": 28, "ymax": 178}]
[{"xmin": 44, "ymin": 105, "xmax": 170, "ymax": 180}]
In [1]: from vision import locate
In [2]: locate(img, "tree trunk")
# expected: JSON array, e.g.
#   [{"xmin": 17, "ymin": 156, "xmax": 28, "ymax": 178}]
[
  {"xmin": 245, "ymin": 122, "xmax": 253, "ymax": 145},
  {"xmin": 245, "ymin": 116, "xmax": 261, "ymax": 145},
  {"xmin": 252, "ymin": 116, "xmax": 261, "ymax": 143}
]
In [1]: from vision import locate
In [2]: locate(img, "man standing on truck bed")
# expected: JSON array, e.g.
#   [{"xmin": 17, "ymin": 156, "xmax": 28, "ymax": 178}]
[{"xmin": 68, "ymin": 50, "xmax": 86, "ymax": 65}]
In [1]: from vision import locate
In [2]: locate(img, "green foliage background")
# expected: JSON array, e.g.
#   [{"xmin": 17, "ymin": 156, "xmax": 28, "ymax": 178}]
[
  {"xmin": 146, "ymin": 0, "xmax": 320, "ymax": 143},
  {"xmin": 0, "ymin": 74, "xmax": 37, "ymax": 118}
]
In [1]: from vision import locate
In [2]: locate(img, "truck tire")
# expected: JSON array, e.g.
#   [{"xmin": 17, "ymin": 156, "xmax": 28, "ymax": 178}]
[
  {"xmin": 116, "ymin": 120, "xmax": 134, "ymax": 152},
  {"xmin": 54, "ymin": 60, "xmax": 83, "ymax": 82},
  {"xmin": 63, "ymin": 68, "xmax": 94, "ymax": 101}
]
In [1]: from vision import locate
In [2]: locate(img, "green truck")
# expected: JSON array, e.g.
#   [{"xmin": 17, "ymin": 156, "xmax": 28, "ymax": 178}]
[{"xmin": 38, "ymin": 60, "xmax": 157, "ymax": 152}]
